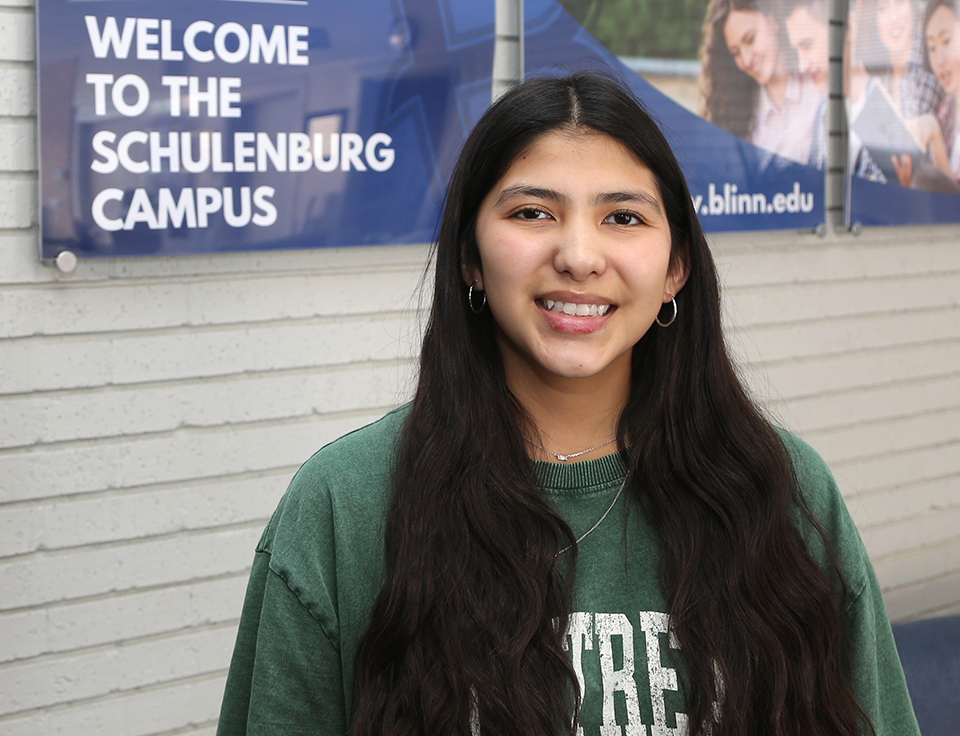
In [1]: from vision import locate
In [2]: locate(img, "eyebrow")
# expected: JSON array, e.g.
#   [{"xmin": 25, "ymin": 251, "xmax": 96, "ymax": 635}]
[
  {"xmin": 495, "ymin": 185, "xmax": 566, "ymax": 206},
  {"xmin": 596, "ymin": 190, "xmax": 663, "ymax": 214},
  {"xmin": 495, "ymin": 185, "xmax": 662, "ymax": 214}
]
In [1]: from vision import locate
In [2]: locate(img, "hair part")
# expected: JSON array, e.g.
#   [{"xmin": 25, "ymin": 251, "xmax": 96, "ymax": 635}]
[{"xmin": 351, "ymin": 72, "xmax": 871, "ymax": 736}]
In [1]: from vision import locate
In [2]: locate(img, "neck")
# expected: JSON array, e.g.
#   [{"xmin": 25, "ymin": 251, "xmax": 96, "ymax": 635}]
[
  {"xmin": 505, "ymin": 361, "xmax": 629, "ymax": 465},
  {"xmin": 765, "ymin": 71, "xmax": 790, "ymax": 107}
]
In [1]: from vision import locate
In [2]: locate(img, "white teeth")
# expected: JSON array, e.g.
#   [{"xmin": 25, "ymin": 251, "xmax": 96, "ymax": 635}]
[{"xmin": 541, "ymin": 300, "xmax": 612, "ymax": 317}]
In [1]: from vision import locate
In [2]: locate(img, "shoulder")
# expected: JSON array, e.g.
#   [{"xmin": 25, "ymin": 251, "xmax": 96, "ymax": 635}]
[
  {"xmin": 775, "ymin": 429, "xmax": 871, "ymax": 604},
  {"xmin": 257, "ymin": 404, "xmax": 410, "ymax": 586},
  {"xmin": 281, "ymin": 403, "xmax": 410, "ymax": 509}
]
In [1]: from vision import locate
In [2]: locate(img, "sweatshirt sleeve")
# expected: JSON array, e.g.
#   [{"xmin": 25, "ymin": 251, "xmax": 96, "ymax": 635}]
[
  {"xmin": 216, "ymin": 549, "xmax": 348, "ymax": 736},
  {"xmin": 780, "ymin": 430, "xmax": 921, "ymax": 736},
  {"xmin": 844, "ymin": 541, "xmax": 922, "ymax": 736}
]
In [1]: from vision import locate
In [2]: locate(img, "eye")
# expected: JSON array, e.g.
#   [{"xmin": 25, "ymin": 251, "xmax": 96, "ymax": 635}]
[
  {"xmin": 604, "ymin": 210, "xmax": 644, "ymax": 226},
  {"xmin": 512, "ymin": 207, "xmax": 551, "ymax": 220}
]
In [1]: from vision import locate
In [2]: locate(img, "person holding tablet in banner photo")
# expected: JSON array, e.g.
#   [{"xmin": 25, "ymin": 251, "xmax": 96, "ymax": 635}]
[
  {"xmin": 848, "ymin": 0, "xmax": 960, "ymax": 191},
  {"xmin": 923, "ymin": 0, "xmax": 960, "ymax": 183},
  {"xmin": 216, "ymin": 72, "xmax": 919, "ymax": 736},
  {"xmin": 700, "ymin": 0, "xmax": 824, "ymax": 165}
]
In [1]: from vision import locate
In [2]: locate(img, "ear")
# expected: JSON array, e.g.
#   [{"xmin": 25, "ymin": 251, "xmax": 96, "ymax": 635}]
[
  {"xmin": 664, "ymin": 254, "xmax": 689, "ymax": 302},
  {"xmin": 461, "ymin": 262, "xmax": 484, "ymax": 291}
]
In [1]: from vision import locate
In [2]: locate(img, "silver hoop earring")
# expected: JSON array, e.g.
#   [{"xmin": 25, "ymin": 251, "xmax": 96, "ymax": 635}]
[
  {"xmin": 468, "ymin": 281, "xmax": 486, "ymax": 314},
  {"xmin": 656, "ymin": 295, "xmax": 677, "ymax": 327}
]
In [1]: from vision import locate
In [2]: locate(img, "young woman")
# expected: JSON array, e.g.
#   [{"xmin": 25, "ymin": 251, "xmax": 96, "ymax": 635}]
[
  {"xmin": 925, "ymin": 0, "xmax": 960, "ymax": 181},
  {"xmin": 856, "ymin": 0, "xmax": 943, "ymax": 117},
  {"xmin": 216, "ymin": 73, "xmax": 919, "ymax": 736},
  {"xmin": 700, "ymin": 0, "xmax": 822, "ymax": 164}
]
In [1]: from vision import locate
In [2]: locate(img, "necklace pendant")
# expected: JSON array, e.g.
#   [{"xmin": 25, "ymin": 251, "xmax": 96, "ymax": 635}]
[{"xmin": 557, "ymin": 454, "xmax": 569, "ymax": 461}]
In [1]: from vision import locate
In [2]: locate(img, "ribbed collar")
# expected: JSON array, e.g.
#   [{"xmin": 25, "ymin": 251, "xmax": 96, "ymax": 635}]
[{"xmin": 533, "ymin": 451, "xmax": 628, "ymax": 496}]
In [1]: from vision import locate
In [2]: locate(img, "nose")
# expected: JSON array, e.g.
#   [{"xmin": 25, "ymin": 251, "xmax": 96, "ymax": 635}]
[
  {"xmin": 932, "ymin": 45, "xmax": 947, "ymax": 72},
  {"xmin": 552, "ymin": 218, "xmax": 606, "ymax": 281}
]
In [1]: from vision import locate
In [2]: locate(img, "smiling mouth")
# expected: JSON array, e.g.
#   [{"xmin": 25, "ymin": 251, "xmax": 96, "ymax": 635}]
[{"xmin": 538, "ymin": 298, "xmax": 614, "ymax": 317}]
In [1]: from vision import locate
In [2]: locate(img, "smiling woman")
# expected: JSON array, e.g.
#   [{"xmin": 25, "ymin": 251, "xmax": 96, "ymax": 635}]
[
  {"xmin": 216, "ymin": 73, "xmax": 920, "ymax": 736},
  {"xmin": 468, "ymin": 130, "xmax": 685, "ymax": 435},
  {"xmin": 700, "ymin": 0, "xmax": 822, "ymax": 164}
]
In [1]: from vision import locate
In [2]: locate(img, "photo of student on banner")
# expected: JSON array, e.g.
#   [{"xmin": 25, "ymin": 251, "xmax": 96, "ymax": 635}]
[
  {"xmin": 846, "ymin": 0, "xmax": 960, "ymax": 193},
  {"xmin": 923, "ymin": 0, "xmax": 960, "ymax": 183},
  {"xmin": 548, "ymin": 0, "xmax": 827, "ymax": 230},
  {"xmin": 699, "ymin": 0, "xmax": 825, "ymax": 165}
]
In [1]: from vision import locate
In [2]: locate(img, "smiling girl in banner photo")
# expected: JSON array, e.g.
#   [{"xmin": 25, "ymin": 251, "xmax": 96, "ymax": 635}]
[
  {"xmin": 700, "ymin": 0, "xmax": 824, "ymax": 164},
  {"xmin": 216, "ymin": 73, "xmax": 919, "ymax": 736},
  {"xmin": 924, "ymin": 0, "xmax": 960, "ymax": 181}
]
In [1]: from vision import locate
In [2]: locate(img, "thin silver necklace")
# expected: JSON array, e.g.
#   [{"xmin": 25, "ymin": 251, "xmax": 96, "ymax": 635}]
[
  {"xmin": 557, "ymin": 473, "xmax": 628, "ymax": 555},
  {"xmin": 524, "ymin": 436, "xmax": 617, "ymax": 462}
]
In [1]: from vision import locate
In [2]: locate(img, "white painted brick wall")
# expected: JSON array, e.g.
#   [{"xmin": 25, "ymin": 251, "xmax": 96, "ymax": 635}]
[
  {"xmin": 0, "ymin": 1, "xmax": 957, "ymax": 733},
  {"xmin": 712, "ymin": 231, "xmax": 960, "ymax": 622}
]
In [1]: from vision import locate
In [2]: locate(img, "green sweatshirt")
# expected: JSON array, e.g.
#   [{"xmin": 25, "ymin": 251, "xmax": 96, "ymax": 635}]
[{"xmin": 216, "ymin": 406, "xmax": 920, "ymax": 736}]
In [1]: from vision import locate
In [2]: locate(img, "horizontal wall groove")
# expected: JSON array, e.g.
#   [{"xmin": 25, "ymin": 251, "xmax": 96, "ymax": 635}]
[
  {"xmin": 0, "ymin": 260, "xmax": 428, "ymax": 293},
  {"xmin": 0, "ymin": 518, "xmax": 266, "ymax": 568},
  {"xmin": 0, "ymin": 355, "xmax": 417, "ymax": 400},
  {"xmin": 0, "ymin": 306, "xmax": 426, "ymax": 343},
  {"xmin": 0, "ymin": 60, "xmax": 33, "ymax": 71},
  {"xmin": 724, "ymin": 270, "xmax": 960, "ymax": 296},
  {"xmin": 866, "ymin": 501, "xmax": 960, "ymax": 531},
  {"xmin": 845, "ymin": 469, "xmax": 960, "ymax": 500},
  {"xmin": 882, "ymin": 562, "xmax": 960, "ymax": 591},
  {"xmin": 873, "ymin": 534, "xmax": 960, "ymax": 565},
  {"xmin": 0, "ymin": 668, "xmax": 228, "ymax": 722},
  {"xmin": 0, "ymin": 401, "xmax": 396, "ymax": 457},
  {"xmin": 0, "ymin": 464, "xmax": 296, "ymax": 510},
  {"xmin": 148, "ymin": 719, "xmax": 219, "ymax": 736},
  {"xmin": 710, "ymin": 228, "xmax": 960, "ymax": 255},
  {"xmin": 795, "ymin": 397, "xmax": 960, "ymax": 436},
  {"xmin": 757, "ymin": 336, "xmax": 960, "ymax": 369},
  {"xmin": 769, "ymin": 368, "xmax": 960, "ymax": 404},
  {"xmin": 831, "ymin": 437, "xmax": 960, "ymax": 469},
  {"xmin": 0, "ymin": 170, "xmax": 36, "ymax": 181},
  {"xmin": 728, "ymin": 303, "xmax": 960, "ymax": 333},
  {"xmin": 0, "ymin": 569, "xmax": 249, "ymax": 616},
  {"xmin": 0, "ymin": 619, "xmax": 239, "ymax": 671}
]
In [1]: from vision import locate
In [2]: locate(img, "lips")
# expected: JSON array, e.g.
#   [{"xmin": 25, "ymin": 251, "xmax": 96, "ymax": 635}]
[{"xmin": 535, "ymin": 294, "xmax": 617, "ymax": 335}]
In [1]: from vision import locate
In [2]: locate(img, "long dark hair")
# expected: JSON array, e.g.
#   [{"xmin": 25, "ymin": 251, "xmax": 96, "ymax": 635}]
[
  {"xmin": 923, "ymin": 0, "xmax": 958, "ymax": 74},
  {"xmin": 700, "ymin": 0, "xmax": 790, "ymax": 138},
  {"xmin": 351, "ymin": 72, "xmax": 868, "ymax": 736}
]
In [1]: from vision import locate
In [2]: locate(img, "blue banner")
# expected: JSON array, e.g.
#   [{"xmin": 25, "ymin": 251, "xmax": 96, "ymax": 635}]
[{"xmin": 37, "ymin": 0, "xmax": 825, "ymax": 260}]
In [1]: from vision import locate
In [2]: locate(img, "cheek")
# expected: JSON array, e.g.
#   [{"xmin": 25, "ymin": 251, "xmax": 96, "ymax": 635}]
[{"xmin": 476, "ymin": 228, "xmax": 539, "ymax": 294}]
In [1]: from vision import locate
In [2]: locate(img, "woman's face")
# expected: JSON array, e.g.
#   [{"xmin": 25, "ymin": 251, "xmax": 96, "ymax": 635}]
[
  {"xmin": 926, "ymin": 4, "xmax": 960, "ymax": 96},
  {"xmin": 724, "ymin": 9, "xmax": 782, "ymax": 86},
  {"xmin": 786, "ymin": 5, "xmax": 830, "ymax": 92},
  {"xmin": 877, "ymin": 0, "xmax": 915, "ymax": 68},
  {"xmin": 470, "ymin": 130, "xmax": 686, "ymax": 397}
]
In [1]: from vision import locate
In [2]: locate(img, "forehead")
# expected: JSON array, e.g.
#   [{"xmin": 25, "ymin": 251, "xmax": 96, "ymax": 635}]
[
  {"xmin": 788, "ymin": 5, "xmax": 826, "ymax": 29},
  {"xmin": 495, "ymin": 129, "xmax": 661, "ymax": 194},
  {"xmin": 725, "ymin": 9, "xmax": 765, "ymax": 39},
  {"xmin": 928, "ymin": 4, "xmax": 959, "ymax": 30}
]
